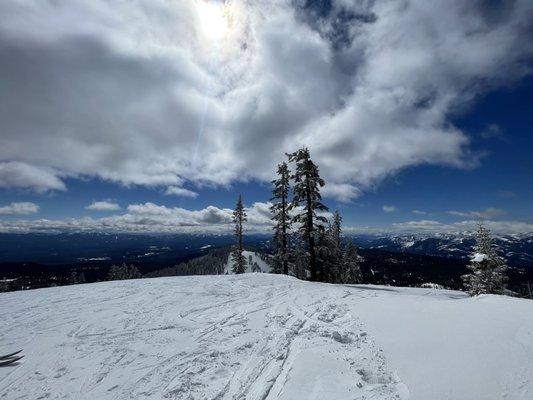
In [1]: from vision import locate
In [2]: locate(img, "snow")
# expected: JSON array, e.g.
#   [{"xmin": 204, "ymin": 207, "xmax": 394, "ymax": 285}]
[
  {"xmin": 224, "ymin": 250, "xmax": 271, "ymax": 274},
  {"xmin": 471, "ymin": 252, "xmax": 488, "ymax": 262},
  {"xmin": 1, "ymin": 274, "xmax": 532, "ymax": 400}
]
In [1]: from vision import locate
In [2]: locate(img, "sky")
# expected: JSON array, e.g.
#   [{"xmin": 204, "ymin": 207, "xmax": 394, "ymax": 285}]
[{"xmin": 0, "ymin": 0, "xmax": 532, "ymax": 235}]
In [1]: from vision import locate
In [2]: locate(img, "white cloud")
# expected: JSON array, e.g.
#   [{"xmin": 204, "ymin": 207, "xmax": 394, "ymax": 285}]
[
  {"xmin": 321, "ymin": 183, "xmax": 361, "ymax": 203},
  {"xmin": 0, "ymin": 162, "xmax": 66, "ymax": 193},
  {"xmin": 0, "ymin": 201, "xmax": 339, "ymax": 234},
  {"xmin": 0, "ymin": 0, "xmax": 531, "ymax": 199},
  {"xmin": 391, "ymin": 219, "xmax": 533, "ymax": 235},
  {"xmin": 0, "ymin": 201, "xmax": 39, "ymax": 215},
  {"xmin": 164, "ymin": 186, "xmax": 199, "ymax": 198},
  {"xmin": 412, "ymin": 210, "xmax": 427, "ymax": 215},
  {"xmin": 447, "ymin": 207, "xmax": 506, "ymax": 219},
  {"xmin": 382, "ymin": 205, "xmax": 397, "ymax": 213},
  {"xmin": 86, "ymin": 201, "xmax": 121, "ymax": 211},
  {"xmin": 391, "ymin": 220, "xmax": 450, "ymax": 232}
]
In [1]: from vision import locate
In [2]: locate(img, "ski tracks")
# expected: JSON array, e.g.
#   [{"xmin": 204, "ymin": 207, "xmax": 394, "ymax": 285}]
[{"xmin": 0, "ymin": 275, "xmax": 407, "ymax": 400}]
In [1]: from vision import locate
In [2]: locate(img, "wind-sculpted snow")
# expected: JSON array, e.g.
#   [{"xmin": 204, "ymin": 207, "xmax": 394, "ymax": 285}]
[{"xmin": 1, "ymin": 274, "xmax": 532, "ymax": 399}]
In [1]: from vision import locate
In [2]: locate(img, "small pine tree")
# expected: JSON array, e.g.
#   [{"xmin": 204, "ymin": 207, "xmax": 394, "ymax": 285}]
[
  {"xmin": 252, "ymin": 261, "xmax": 261, "ymax": 272},
  {"xmin": 270, "ymin": 162, "xmax": 291, "ymax": 274},
  {"xmin": 340, "ymin": 241, "xmax": 363, "ymax": 284},
  {"xmin": 462, "ymin": 223, "xmax": 508, "ymax": 295},
  {"xmin": 231, "ymin": 195, "xmax": 247, "ymax": 274},
  {"xmin": 127, "ymin": 264, "xmax": 142, "ymax": 279},
  {"xmin": 69, "ymin": 271, "xmax": 79, "ymax": 285},
  {"xmin": 287, "ymin": 148, "xmax": 328, "ymax": 281},
  {"xmin": 107, "ymin": 263, "xmax": 127, "ymax": 281}
]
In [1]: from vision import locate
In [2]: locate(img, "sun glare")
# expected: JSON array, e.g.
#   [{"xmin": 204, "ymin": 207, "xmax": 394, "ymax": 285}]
[{"xmin": 196, "ymin": 1, "xmax": 229, "ymax": 41}]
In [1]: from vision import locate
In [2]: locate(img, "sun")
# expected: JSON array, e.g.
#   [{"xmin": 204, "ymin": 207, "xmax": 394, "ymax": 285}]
[{"xmin": 196, "ymin": 1, "xmax": 229, "ymax": 41}]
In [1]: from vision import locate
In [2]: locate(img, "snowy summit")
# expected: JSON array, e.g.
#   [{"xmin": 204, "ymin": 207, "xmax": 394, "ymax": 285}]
[{"xmin": 1, "ymin": 273, "xmax": 532, "ymax": 400}]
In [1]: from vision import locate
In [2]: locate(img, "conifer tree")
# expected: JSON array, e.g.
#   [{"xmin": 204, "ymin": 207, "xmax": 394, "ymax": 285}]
[
  {"xmin": 270, "ymin": 161, "xmax": 291, "ymax": 274},
  {"xmin": 127, "ymin": 264, "xmax": 142, "ymax": 279},
  {"xmin": 316, "ymin": 212, "xmax": 344, "ymax": 283},
  {"xmin": 462, "ymin": 223, "xmax": 508, "ymax": 295},
  {"xmin": 328, "ymin": 211, "xmax": 343, "ymax": 282},
  {"xmin": 340, "ymin": 241, "xmax": 363, "ymax": 284},
  {"xmin": 231, "ymin": 194, "xmax": 247, "ymax": 274},
  {"xmin": 292, "ymin": 235, "xmax": 308, "ymax": 280},
  {"xmin": 316, "ymin": 228, "xmax": 335, "ymax": 282},
  {"xmin": 287, "ymin": 147, "xmax": 328, "ymax": 281}
]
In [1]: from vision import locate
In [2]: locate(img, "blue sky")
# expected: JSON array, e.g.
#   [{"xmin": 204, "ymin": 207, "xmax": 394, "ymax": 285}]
[{"xmin": 0, "ymin": 0, "xmax": 532, "ymax": 234}]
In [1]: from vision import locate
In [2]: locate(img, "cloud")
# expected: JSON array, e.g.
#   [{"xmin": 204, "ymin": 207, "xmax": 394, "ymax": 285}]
[
  {"xmin": 0, "ymin": 201, "xmax": 338, "ymax": 234},
  {"xmin": 86, "ymin": 201, "xmax": 121, "ymax": 211},
  {"xmin": 391, "ymin": 219, "xmax": 533, "ymax": 235},
  {"xmin": 321, "ymin": 183, "xmax": 361, "ymax": 203},
  {"xmin": 391, "ymin": 219, "xmax": 446, "ymax": 232},
  {"xmin": 0, "ymin": 0, "xmax": 532, "ymax": 200},
  {"xmin": 0, "ymin": 201, "xmax": 39, "ymax": 215},
  {"xmin": 382, "ymin": 205, "xmax": 397, "ymax": 213},
  {"xmin": 480, "ymin": 123, "xmax": 504, "ymax": 139},
  {"xmin": 447, "ymin": 207, "xmax": 506, "ymax": 219},
  {"xmin": 412, "ymin": 209, "xmax": 427, "ymax": 215},
  {"xmin": 0, "ymin": 162, "xmax": 66, "ymax": 193},
  {"xmin": 123, "ymin": 201, "xmax": 271, "ymax": 230},
  {"xmin": 164, "ymin": 186, "xmax": 199, "ymax": 198}
]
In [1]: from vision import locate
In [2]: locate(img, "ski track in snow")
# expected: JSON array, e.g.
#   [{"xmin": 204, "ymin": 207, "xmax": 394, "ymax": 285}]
[{"xmin": 0, "ymin": 274, "xmax": 405, "ymax": 400}]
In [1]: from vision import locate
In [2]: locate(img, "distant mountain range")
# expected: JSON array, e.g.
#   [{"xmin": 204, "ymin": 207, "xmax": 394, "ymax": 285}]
[
  {"xmin": 1, "ymin": 232, "xmax": 532, "ymax": 294},
  {"xmin": 0, "ymin": 232, "xmax": 531, "ymax": 268},
  {"xmin": 350, "ymin": 232, "xmax": 533, "ymax": 268}
]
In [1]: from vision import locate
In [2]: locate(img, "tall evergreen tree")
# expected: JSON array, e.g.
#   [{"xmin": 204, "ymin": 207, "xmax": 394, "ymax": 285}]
[
  {"xmin": 292, "ymin": 235, "xmax": 309, "ymax": 280},
  {"xmin": 270, "ymin": 162, "xmax": 291, "ymax": 274},
  {"xmin": 316, "ymin": 228, "xmax": 335, "ymax": 282},
  {"xmin": 339, "ymin": 241, "xmax": 363, "ymax": 284},
  {"xmin": 316, "ymin": 212, "xmax": 343, "ymax": 283},
  {"xmin": 329, "ymin": 211, "xmax": 343, "ymax": 282},
  {"xmin": 287, "ymin": 147, "xmax": 328, "ymax": 281},
  {"xmin": 231, "ymin": 194, "xmax": 247, "ymax": 274},
  {"xmin": 462, "ymin": 223, "xmax": 508, "ymax": 295}
]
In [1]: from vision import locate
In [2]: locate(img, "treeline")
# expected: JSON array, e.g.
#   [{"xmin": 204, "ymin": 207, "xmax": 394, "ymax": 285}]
[{"xmin": 145, "ymin": 248, "xmax": 231, "ymax": 278}]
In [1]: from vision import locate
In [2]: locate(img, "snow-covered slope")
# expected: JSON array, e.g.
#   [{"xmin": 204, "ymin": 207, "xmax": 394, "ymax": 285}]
[
  {"xmin": 224, "ymin": 250, "xmax": 271, "ymax": 274},
  {"xmin": 1, "ymin": 274, "xmax": 532, "ymax": 400}
]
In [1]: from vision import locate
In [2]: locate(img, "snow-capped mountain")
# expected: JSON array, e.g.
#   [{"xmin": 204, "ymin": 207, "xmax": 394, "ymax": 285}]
[{"xmin": 351, "ymin": 232, "xmax": 533, "ymax": 267}]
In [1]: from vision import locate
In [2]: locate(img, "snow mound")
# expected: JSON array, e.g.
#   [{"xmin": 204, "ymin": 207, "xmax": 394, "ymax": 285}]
[
  {"xmin": 471, "ymin": 252, "xmax": 488, "ymax": 262},
  {"xmin": 1, "ymin": 274, "xmax": 532, "ymax": 400}
]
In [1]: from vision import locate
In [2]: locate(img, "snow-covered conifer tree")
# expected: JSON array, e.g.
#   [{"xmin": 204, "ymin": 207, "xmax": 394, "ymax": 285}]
[
  {"xmin": 328, "ymin": 211, "xmax": 343, "ymax": 282},
  {"xmin": 292, "ymin": 235, "xmax": 308, "ymax": 280},
  {"xmin": 127, "ymin": 264, "xmax": 142, "ymax": 279},
  {"xmin": 462, "ymin": 223, "xmax": 508, "ymax": 295},
  {"xmin": 340, "ymin": 241, "xmax": 363, "ymax": 284},
  {"xmin": 316, "ymin": 228, "xmax": 335, "ymax": 282},
  {"xmin": 107, "ymin": 263, "xmax": 127, "ymax": 281},
  {"xmin": 287, "ymin": 147, "xmax": 328, "ymax": 281},
  {"xmin": 270, "ymin": 161, "xmax": 291, "ymax": 274},
  {"xmin": 231, "ymin": 194, "xmax": 247, "ymax": 274}
]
